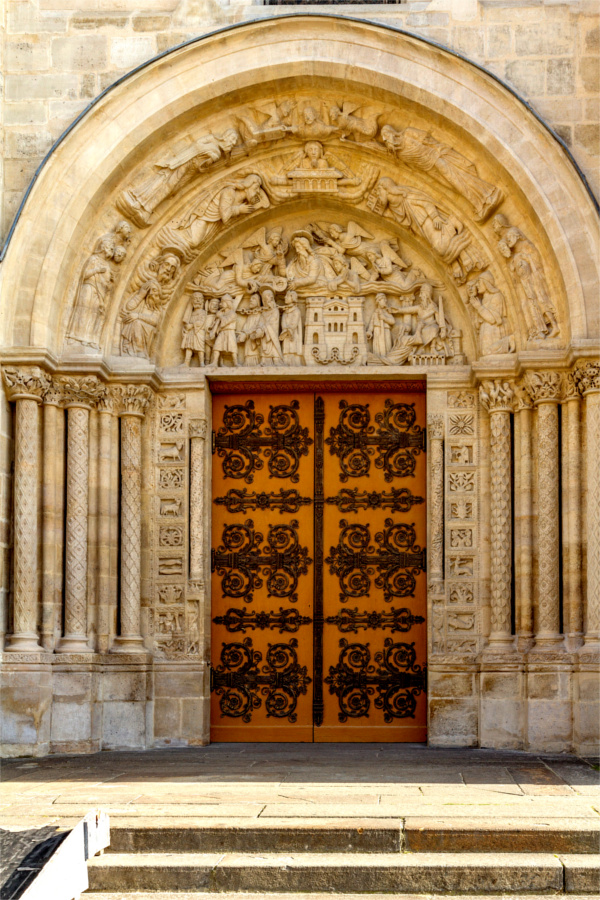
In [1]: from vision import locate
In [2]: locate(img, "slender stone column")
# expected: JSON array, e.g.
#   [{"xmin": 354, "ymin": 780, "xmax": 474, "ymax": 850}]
[
  {"xmin": 561, "ymin": 372, "xmax": 583, "ymax": 648},
  {"xmin": 513, "ymin": 385, "xmax": 534, "ymax": 648},
  {"xmin": 112, "ymin": 385, "xmax": 152, "ymax": 652},
  {"xmin": 189, "ymin": 418, "xmax": 208, "ymax": 585},
  {"xmin": 2, "ymin": 367, "xmax": 51, "ymax": 651},
  {"xmin": 97, "ymin": 389, "xmax": 115, "ymax": 652},
  {"xmin": 427, "ymin": 414, "xmax": 444, "ymax": 595},
  {"xmin": 58, "ymin": 377, "xmax": 101, "ymax": 652},
  {"xmin": 574, "ymin": 361, "xmax": 600, "ymax": 649},
  {"xmin": 479, "ymin": 380, "xmax": 515, "ymax": 651},
  {"xmin": 524, "ymin": 371, "xmax": 563, "ymax": 649},
  {"xmin": 41, "ymin": 381, "xmax": 64, "ymax": 650}
]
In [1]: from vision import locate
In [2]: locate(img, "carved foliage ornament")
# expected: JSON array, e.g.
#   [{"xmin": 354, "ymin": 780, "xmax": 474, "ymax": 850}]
[
  {"xmin": 574, "ymin": 360, "xmax": 600, "ymax": 395},
  {"xmin": 2, "ymin": 367, "xmax": 51, "ymax": 402},
  {"xmin": 523, "ymin": 370, "xmax": 563, "ymax": 405}
]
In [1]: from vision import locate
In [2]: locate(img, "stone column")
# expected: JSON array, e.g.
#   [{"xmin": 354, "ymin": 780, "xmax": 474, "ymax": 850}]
[
  {"xmin": 574, "ymin": 361, "xmax": 600, "ymax": 649},
  {"xmin": 58, "ymin": 377, "xmax": 101, "ymax": 652},
  {"xmin": 189, "ymin": 418, "xmax": 207, "ymax": 586},
  {"xmin": 41, "ymin": 380, "xmax": 63, "ymax": 650},
  {"xmin": 113, "ymin": 385, "xmax": 152, "ymax": 652},
  {"xmin": 427, "ymin": 414, "xmax": 444, "ymax": 595},
  {"xmin": 561, "ymin": 372, "xmax": 583, "ymax": 648},
  {"xmin": 524, "ymin": 371, "xmax": 563, "ymax": 649},
  {"xmin": 513, "ymin": 385, "xmax": 534, "ymax": 649},
  {"xmin": 479, "ymin": 380, "xmax": 515, "ymax": 652},
  {"xmin": 96, "ymin": 389, "xmax": 115, "ymax": 652},
  {"xmin": 2, "ymin": 367, "xmax": 51, "ymax": 651}
]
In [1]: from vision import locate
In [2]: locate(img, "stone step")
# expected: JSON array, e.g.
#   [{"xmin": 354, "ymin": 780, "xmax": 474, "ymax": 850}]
[
  {"xmin": 86, "ymin": 851, "xmax": 600, "ymax": 894},
  {"xmin": 85, "ymin": 894, "xmax": 597, "ymax": 900},
  {"xmin": 107, "ymin": 816, "xmax": 600, "ymax": 855}
]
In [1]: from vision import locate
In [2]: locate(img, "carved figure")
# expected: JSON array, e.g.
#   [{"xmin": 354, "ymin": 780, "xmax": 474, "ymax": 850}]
[
  {"xmin": 237, "ymin": 293, "xmax": 264, "ymax": 366},
  {"xmin": 286, "ymin": 233, "xmax": 340, "ymax": 296},
  {"xmin": 67, "ymin": 235, "xmax": 117, "ymax": 348},
  {"xmin": 466, "ymin": 271, "xmax": 515, "ymax": 356},
  {"xmin": 291, "ymin": 105, "xmax": 338, "ymax": 140},
  {"xmin": 308, "ymin": 221, "xmax": 374, "ymax": 259},
  {"xmin": 367, "ymin": 293, "xmax": 396, "ymax": 357},
  {"xmin": 279, "ymin": 291, "xmax": 304, "ymax": 366},
  {"xmin": 380, "ymin": 124, "xmax": 503, "ymax": 220},
  {"xmin": 209, "ymin": 294, "xmax": 239, "ymax": 367},
  {"xmin": 492, "ymin": 214, "xmax": 559, "ymax": 341},
  {"xmin": 257, "ymin": 290, "xmax": 283, "ymax": 366},
  {"xmin": 368, "ymin": 177, "xmax": 486, "ymax": 283},
  {"xmin": 117, "ymin": 128, "xmax": 240, "ymax": 226},
  {"xmin": 121, "ymin": 252, "xmax": 180, "ymax": 357},
  {"xmin": 377, "ymin": 283, "xmax": 454, "ymax": 365},
  {"xmin": 181, "ymin": 292, "xmax": 208, "ymax": 366},
  {"xmin": 330, "ymin": 103, "xmax": 380, "ymax": 142},
  {"xmin": 204, "ymin": 297, "xmax": 220, "ymax": 365},
  {"xmin": 235, "ymin": 100, "xmax": 296, "ymax": 147}
]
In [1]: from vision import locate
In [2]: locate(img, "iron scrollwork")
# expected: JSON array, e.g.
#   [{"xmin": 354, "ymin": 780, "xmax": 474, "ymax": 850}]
[
  {"xmin": 326, "ymin": 518, "xmax": 426, "ymax": 603},
  {"xmin": 324, "ymin": 638, "xmax": 426, "ymax": 723},
  {"xmin": 325, "ymin": 399, "xmax": 425, "ymax": 482},
  {"xmin": 326, "ymin": 607, "xmax": 425, "ymax": 634},
  {"xmin": 211, "ymin": 637, "xmax": 311, "ymax": 723},
  {"xmin": 214, "ymin": 399, "xmax": 312, "ymax": 483},
  {"xmin": 325, "ymin": 487, "xmax": 425, "ymax": 514},
  {"xmin": 213, "ymin": 607, "xmax": 312, "ymax": 634},
  {"xmin": 211, "ymin": 518, "xmax": 312, "ymax": 603},
  {"xmin": 215, "ymin": 487, "xmax": 312, "ymax": 514}
]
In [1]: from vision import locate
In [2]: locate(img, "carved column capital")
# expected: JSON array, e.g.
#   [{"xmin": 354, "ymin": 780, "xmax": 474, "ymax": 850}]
[
  {"xmin": 58, "ymin": 374, "xmax": 103, "ymax": 409},
  {"xmin": 114, "ymin": 384, "xmax": 153, "ymax": 418},
  {"xmin": 189, "ymin": 418, "xmax": 208, "ymax": 440},
  {"xmin": 43, "ymin": 378, "xmax": 65, "ymax": 407},
  {"xmin": 427, "ymin": 414, "xmax": 444, "ymax": 441},
  {"xmin": 512, "ymin": 381, "xmax": 533, "ymax": 411},
  {"xmin": 96, "ymin": 386, "xmax": 118, "ymax": 415},
  {"xmin": 561, "ymin": 371, "xmax": 580, "ymax": 402},
  {"xmin": 2, "ymin": 366, "xmax": 51, "ymax": 403},
  {"xmin": 522, "ymin": 370, "xmax": 563, "ymax": 405},
  {"xmin": 574, "ymin": 360, "xmax": 600, "ymax": 396},
  {"xmin": 478, "ymin": 379, "xmax": 515, "ymax": 413}
]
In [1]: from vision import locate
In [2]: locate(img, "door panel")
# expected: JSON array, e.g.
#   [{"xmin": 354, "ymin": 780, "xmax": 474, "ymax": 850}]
[
  {"xmin": 210, "ymin": 387, "xmax": 427, "ymax": 742},
  {"xmin": 318, "ymin": 391, "xmax": 428, "ymax": 742},
  {"xmin": 211, "ymin": 394, "xmax": 315, "ymax": 741}
]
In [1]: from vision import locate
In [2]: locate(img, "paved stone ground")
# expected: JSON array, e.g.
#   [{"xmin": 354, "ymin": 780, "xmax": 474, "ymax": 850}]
[{"xmin": 1, "ymin": 744, "xmax": 599, "ymax": 831}]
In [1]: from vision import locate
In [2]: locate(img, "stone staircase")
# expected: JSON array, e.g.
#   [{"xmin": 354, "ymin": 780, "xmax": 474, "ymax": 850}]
[{"xmin": 85, "ymin": 820, "xmax": 600, "ymax": 896}]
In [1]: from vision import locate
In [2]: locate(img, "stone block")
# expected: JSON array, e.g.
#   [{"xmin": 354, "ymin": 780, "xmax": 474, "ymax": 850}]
[
  {"xmin": 51, "ymin": 36, "xmax": 108, "ymax": 72},
  {"xmin": 53, "ymin": 671, "xmax": 93, "ymax": 700},
  {"xmin": 0, "ymin": 670, "xmax": 52, "ymax": 747},
  {"xmin": 428, "ymin": 699, "xmax": 478, "ymax": 746},
  {"xmin": 547, "ymin": 59, "xmax": 575, "ymax": 95},
  {"xmin": 553, "ymin": 125, "xmax": 573, "ymax": 147},
  {"xmin": 574, "ymin": 701, "xmax": 600, "ymax": 746},
  {"xmin": 133, "ymin": 15, "xmax": 171, "ymax": 32},
  {"xmin": 48, "ymin": 100, "xmax": 90, "ymax": 124},
  {"xmin": 584, "ymin": 97, "xmax": 599, "ymax": 120},
  {"xmin": 50, "ymin": 700, "xmax": 92, "ymax": 742},
  {"xmin": 5, "ymin": 41, "xmax": 51, "ymax": 72},
  {"xmin": 487, "ymin": 25, "xmax": 512, "ymax": 60},
  {"xmin": 576, "ymin": 670, "xmax": 600, "ymax": 701},
  {"xmin": 481, "ymin": 671, "xmax": 522, "ymax": 699},
  {"xmin": 5, "ymin": 132, "xmax": 53, "ymax": 160},
  {"xmin": 154, "ymin": 697, "xmax": 181, "ymax": 738},
  {"xmin": 506, "ymin": 59, "xmax": 546, "ymax": 96},
  {"xmin": 102, "ymin": 701, "xmax": 147, "ymax": 749},
  {"xmin": 584, "ymin": 23, "xmax": 599, "ymax": 54},
  {"xmin": 451, "ymin": 27, "xmax": 484, "ymax": 60},
  {"xmin": 514, "ymin": 22, "xmax": 575, "ymax": 56},
  {"xmin": 5, "ymin": 74, "xmax": 78, "ymax": 101},
  {"xmin": 110, "ymin": 36, "xmax": 156, "ymax": 69},
  {"xmin": 154, "ymin": 670, "xmax": 203, "ymax": 698},
  {"xmin": 580, "ymin": 56, "xmax": 600, "ymax": 93},
  {"xmin": 4, "ymin": 102, "xmax": 47, "ymax": 127},
  {"xmin": 575, "ymin": 123, "xmax": 600, "ymax": 155},
  {"xmin": 560, "ymin": 854, "xmax": 600, "ymax": 893},
  {"xmin": 527, "ymin": 672, "xmax": 559, "ymax": 699},
  {"xmin": 480, "ymin": 698, "xmax": 525, "ymax": 749},
  {"xmin": 72, "ymin": 15, "xmax": 128, "ymax": 29},
  {"xmin": 527, "ymin": 699, "xmax": 573, "ymax": 751},
  {"xmin": 406, "ymin": 13, "xmax": 449, "ymax": 28},
  {"xmin": 7, "ymin": 2, "xmax": 38, "ymax": 34},
  {"xmin": 181, "ymin": 699, "xmax": 208, "ymax": 742},
  {"xmin": 102, "ymin": 670, "xmax": 146, "ymax": 702},
  {"xmin": 428, "ymin": 671, "xmax": 474, "ymax": 698},
  {"xmin": 80, "ymin": 73, "xmax": 97, "ymax": 99}
]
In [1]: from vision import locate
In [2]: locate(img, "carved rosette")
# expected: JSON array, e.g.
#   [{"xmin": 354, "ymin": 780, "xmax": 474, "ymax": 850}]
[
  {"xmin": 189, "ymin": 418, "xmax": 207, "ymax": 586},
  {"xmin": 428, "ymin": 414, "xmax": 444, "ymax": 596},
  {"xmin": 480, "ymin": 384, "xmax": 513, "ymax": 650}
]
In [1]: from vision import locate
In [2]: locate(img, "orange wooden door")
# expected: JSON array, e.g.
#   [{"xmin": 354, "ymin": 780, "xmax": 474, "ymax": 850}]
[
  {"xmin": 210, "ymin": 393, "xmax": 315, "ymax": 741},
  {"xmin": 210, "ymin": 387, "xmax": 427, "ymax": 742},
  {"xmin": 317, "ymin": 391, "xmax": 427, "ymax": 742}
]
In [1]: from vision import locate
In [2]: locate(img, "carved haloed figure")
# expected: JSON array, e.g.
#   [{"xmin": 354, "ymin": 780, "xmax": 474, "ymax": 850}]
[{"xmin": 181, "ymin": 292, "xmax": 208, "ymax": 366}]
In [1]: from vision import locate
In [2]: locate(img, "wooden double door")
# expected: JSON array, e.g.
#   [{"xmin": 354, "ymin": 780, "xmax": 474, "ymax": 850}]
[{"xmin": 210, "ymin": 386, "xmax": 427, "ymax": 742}]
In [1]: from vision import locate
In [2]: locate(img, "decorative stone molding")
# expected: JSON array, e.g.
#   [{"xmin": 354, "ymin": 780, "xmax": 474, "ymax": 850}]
[
  {"xmin": 428, "ymin": 414, "xmax": 444, "ymax": 596},
  {"xmin": 189, "ymin": 418, "xmax": 207, "ymax": 588},
  {"xmin": 478, "ymin": 379, "xmax": 514, "ymax": 413},
  {"xmin": 523, "ymin": 370, "xmax": 563, "ymax": 405},
  {"xmin": 2, "ymin": 366, "xmax": 51, "ymax": 403},
  {"xmin": 114, "ymin": 384, "xmax": 153, "ymax": 418},
  {"xmin": 574, "ymin": 360, "xmax": 600, "ymax": 395}
]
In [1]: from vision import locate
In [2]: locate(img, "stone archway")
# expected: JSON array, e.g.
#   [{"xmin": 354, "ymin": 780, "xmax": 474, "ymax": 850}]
[{"xmin": 1, "ymin": 15, "xmax": 598, "ymax": 757}]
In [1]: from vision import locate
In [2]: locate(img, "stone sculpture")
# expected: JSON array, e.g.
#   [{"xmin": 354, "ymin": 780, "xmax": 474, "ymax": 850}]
[
  {"xmin": 181, "ymin": 292, "xmax": 208, "ymax": 366},
  {"xmin": 209, "ymin": 294, "xmax": 239, "ymax": 367},
  {"xmin": 121, "ymin": 252, "xmax": 180, "ymax": 357},
  {"xmin": 279, "ymin": 291, "xmax": 304, "ymax": 366},
  {"xmin": 466, "ymin": 271, "xmax": 515, "ymax": 356}
]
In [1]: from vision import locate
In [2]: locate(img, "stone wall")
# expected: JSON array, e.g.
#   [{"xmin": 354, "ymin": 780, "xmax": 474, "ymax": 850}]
[{"xmin": 1, "ymin": 0, "xmax": 598, "ymax": 245}]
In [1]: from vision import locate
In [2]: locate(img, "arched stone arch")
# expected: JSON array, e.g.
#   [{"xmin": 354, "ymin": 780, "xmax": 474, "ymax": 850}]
[{"xmin": 1, "ymin": 15, "xmax": 598, "ymax": 758}]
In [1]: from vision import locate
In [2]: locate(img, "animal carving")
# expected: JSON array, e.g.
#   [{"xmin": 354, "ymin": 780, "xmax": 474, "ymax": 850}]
[
  {"xmin": 161, "ymin": 499, "xmax": 182, "ymax": 517},
  {"xmin": 159, "ymin": 441, "xmax": 184, "ymax": 461}
]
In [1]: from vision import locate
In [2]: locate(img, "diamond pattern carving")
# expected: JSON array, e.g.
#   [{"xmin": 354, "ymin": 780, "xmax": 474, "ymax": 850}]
[{"xmin": 64, "ymin": 406, "xmax": 89, "ymax": 637}]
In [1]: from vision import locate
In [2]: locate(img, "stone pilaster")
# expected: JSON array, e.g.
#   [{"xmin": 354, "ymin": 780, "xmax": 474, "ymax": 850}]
[
  {"xmin": 189, "ymin": 418, "xmax": 207, "ymax": 587},
  {"xmin": 479, "ymin": 380, "xmax": 515, "ymax": 652},
  {"xmin": 574, "ymin": 361, "xmax": 600, "ymax": 650},
  {"xmin": 112, "ymin": 384, "xmax": 153, "ymax": 652},
  {"xmin": 524, "ymin": 371, "xmax": 563, "ymax": 650},
  {"xmin": 2, "ymin": 367, "xmax": 51, "ymax": 651},
  {"xmin": 513, "ymin": 384, "xmax": 534, "ymax": 650},
  {"xmin": 561, "ymin": 372, "xmax": 583, "ymax": 648},
  {"xmin": 427, "ymin": 414, "xmax": 444, "ymax": 596},
  {"xmin": 57, "ymin": 377, "xmax": 101, "ymax": 652}
]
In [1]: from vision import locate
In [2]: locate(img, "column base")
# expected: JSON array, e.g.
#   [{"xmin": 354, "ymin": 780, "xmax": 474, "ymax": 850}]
[
  {"xmin": 485, "ymin": 635, "xmax": 517, "ymax": 654},
  {"xmin": 5, "ymin": 632, "xmax": 43, "ymax": 651},
  {"xmin": 111, "ymin": 636, "xmax": 146, "ymax": 653},
  {"xmin": 57, "ymin": 635, "xmax": 92, "ymax": 653},
  {"xmin": 532, "ymin": 634, "xmax": 565, "ymax": 651}
]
